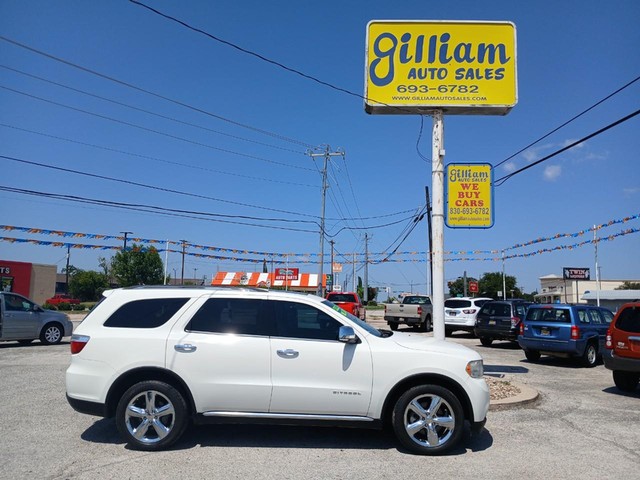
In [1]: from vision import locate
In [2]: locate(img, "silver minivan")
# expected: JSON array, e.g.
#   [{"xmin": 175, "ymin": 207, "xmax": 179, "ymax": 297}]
[{"xmin": 0, "ymin": 292, "xmax": 73, "ymax": 345}]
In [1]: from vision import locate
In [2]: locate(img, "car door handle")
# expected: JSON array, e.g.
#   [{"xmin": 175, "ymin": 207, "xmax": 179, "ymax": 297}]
[
  {"xmin": 277, "ymin": 349, "xmax": 299, "ymax": 358},
  {"xmin": 174, "ymin": 344, "xmax": 197, "ymax": 353}
]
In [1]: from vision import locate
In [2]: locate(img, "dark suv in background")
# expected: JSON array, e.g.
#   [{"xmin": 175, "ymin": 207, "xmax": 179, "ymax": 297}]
[
  {"xmin": 518, "ymin": 304, "xmax": 614, "ymax": 367},
  {"xmin": 474, "ymin": 300, "xmax": 532, "ymax": 347},
  {"xmin": 603, "ymin": 302, "xmax": 640, "ymax": 392}
]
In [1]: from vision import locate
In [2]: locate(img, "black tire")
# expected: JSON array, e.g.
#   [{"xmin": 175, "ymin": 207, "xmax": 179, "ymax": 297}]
[
  {"xmin": 581, "ymin": 342, "xmax": 598, "ymax": 368},
  {"xmin": 18, "ymin": 339, "xmax": 34, "ymax": 345},
  {"xmin": 389, "ymin": 323, "xmax": 398, "ymax": 331},
  {"xmin": 479, "ymin": 337, "xmax": 493, "ymax": 347},
  {"xmin": 444, "ymin": 329, "xmax": 452, "ymax": 337},
  {"xmin": 392, "ymin": 384, "xmax": 464, "ymax": 455},
  {"xmin": 39, "ymin": 323, "xmax": 63, "ymax": 345},
  {"xmin": 612, "ymin": 371, "xmax": 639, "ymax": 392},
  {"xmin": 422, "ymin": 316, "xmax": 432, "ymax": 332},
  {"xmin": 116, "ymin": 380, "xmax": 189, "ymax": 451},
  {"xmin": 524, "ymin": 349, "xmax": 540, "ymax": 362}
]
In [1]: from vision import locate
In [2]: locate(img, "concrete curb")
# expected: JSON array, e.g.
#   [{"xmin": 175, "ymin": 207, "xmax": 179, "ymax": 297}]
[{"xmin": 489, "ymin": 382, "xmax": 540, "ymax": 411}]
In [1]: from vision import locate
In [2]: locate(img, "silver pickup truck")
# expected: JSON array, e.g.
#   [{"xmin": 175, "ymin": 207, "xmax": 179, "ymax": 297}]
[{"xmin": 384, "ymin": 295, "xmax": 433, "ymax": 331}]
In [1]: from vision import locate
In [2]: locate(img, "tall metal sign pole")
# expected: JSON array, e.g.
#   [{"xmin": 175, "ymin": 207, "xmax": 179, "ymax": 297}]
[{"xmin": 431, "ymin": 111, "xmax": 446, "ymax": 340}]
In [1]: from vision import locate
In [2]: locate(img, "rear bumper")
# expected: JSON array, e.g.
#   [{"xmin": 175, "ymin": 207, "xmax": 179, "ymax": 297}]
[
  {"xmin": 474, "ymin": 326, "xmax": 518, "ymax": 341},
  {"xmin": 517, "ymin": 336, "xmax": 584, "ymax": 356},
  {"xmin": 602, "ymin": 350, "xmax": 640, "ymax": 372},
  {"xmin": 384, "ymin": 316, "xmax": 421, "ymax": 325},
  {"xmin": 66, "ymin": 394, "xmax": 108, "ymax": 417}
]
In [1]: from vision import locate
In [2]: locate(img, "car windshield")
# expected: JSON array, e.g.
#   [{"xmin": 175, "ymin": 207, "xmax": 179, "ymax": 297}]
[{"xmin": 321, "ymin": 300, "xmax": 382, "ymax": 337}]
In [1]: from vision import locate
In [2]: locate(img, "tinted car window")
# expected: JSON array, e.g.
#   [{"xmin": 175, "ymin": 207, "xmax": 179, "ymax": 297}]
[
  {"xmin": 473, "ymin": 299, "xmax": 491, "ymax": 308},
  {"xmin": 445, "ymin": 299, "xmax": 472, "ymax": 308},
  {"xmin": 327, "ymin": 294, "xmax": 357, "ymax": 303},
  {"xmin": 588, "ymin": 309, "xmax": 602, "ymax": 324},
  {"xmin": 480, "ymin": 303, "xmax": 511, "ymax": 316},
  {"xmin": 404, "ymin": 296, "xmax": 431, "ymax": 305},
  {"xmin": 104, "ymin": 298, "xmax": 189, "ymax": 328},
  {"xmin": 273, "ymin": 301, "xmax": 342, "ymax": 341},
  {"xmin": 187, "ymin": 298, "xmax": 265, "ymax": 335},
  {"xmin": 514, "ymin": 304, "xmax": 529, "ymax": 317},
  {"xmin": 527, "ymin": 308, "xmax": 571, "ymax": 323},
  {"xmin": 615, "ymin": 306, "xmax": 640, "ymax": 333},
  {"xmin": 601, "ymin": 309, "xmax": 614, "ymax": 324}
]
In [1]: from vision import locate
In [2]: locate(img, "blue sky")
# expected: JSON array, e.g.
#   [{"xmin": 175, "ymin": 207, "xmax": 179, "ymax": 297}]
[{"xmin": 1, "ymin": 0, "xmax": 639, "ymax": 295}]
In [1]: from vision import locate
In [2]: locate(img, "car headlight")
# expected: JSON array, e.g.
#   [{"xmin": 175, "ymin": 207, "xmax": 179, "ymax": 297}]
[{"xmin": 466, "ymin": 359, "xmax": 484, "ymax": 379}]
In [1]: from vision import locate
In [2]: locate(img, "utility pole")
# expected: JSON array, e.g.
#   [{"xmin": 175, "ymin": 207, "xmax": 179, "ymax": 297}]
[
  {"xmin": 329, "ymin": 240, "xmax": 335, "ymax": 292},
  {"xmin": 307, "ymin": 145, "xmax": 345, "ymax": 297},
  {"xmin": 364, "ymin": 233, "xmax": 369, "ymax": 303},
  {"xmin": 352, "ymin": 252, "xmax": 356, "ymax": 292},
  {"xmin": 120, "ymin": 231, "xmax": 133, "ymax": 251},
  {"xmin": 180, "ymin": 240, "xmax": 187, "ymax": 285},
  {"xmin": 425, "ymin": 186, "xmax": 433, "ymax": 297},
  {"xmin": 65, "ymin": 244, "xmax": 71, "ymax": 293},
  {"xmin": 431, "ymin": 111, "xmax": 446, "ymax": 341}
]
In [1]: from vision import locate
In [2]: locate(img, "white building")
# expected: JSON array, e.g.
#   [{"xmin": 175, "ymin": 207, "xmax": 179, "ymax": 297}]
[{"xmin": 535, "ymin": 274, "xmax": 638, "ymax": 304}]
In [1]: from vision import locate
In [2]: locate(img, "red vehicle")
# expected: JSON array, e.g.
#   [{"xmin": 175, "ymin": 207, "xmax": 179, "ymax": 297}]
[
  {"xmin": 326, "ymin": 291, "xmax": 365, "ymax": 320},
  {"xmin": 604, "ymin": 302, "xmax": 640, "ymax": 392},
  {"xmin": 46, "ymin": 294, "xmax": 81, "ymax": 305}
]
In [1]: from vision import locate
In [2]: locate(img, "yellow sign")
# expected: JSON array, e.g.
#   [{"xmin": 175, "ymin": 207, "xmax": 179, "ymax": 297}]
[
  {"xmin": 446, "ymin": 163, "xmax": 494, "ymax": 228},
  {"xmin": 365, "ymin": 20, "xmax": 517, "ymax": 115}
]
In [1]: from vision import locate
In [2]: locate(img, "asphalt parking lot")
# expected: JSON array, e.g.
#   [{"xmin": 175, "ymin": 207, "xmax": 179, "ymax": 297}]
[{"xmin": 1, "ymin": 311, "xmax": 638, "ymax": 479}]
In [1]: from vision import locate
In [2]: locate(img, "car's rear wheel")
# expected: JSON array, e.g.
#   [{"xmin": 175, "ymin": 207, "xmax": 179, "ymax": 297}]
[
  {"xmin": 422, "ymin": 316, "xmax": 432, "ymax": 332},
  {"xmin": 479, "ymin": 337, "xmax": 493, "ymax": 347},
  {"xmin": 612, "ymin": 371, "xmax": 640, "ymax": 392},
  {"xmin": 581, "ymin": 342, "xmax": 598, "ymax": 368},
  {"xmin": 392, "ymin": 384, "xmax": 464, "ymax": 455},
  {"xmin": 116, "ymin": 380, "xmax": 188, "ymax": 451},
  {"xmin": 40, "ymin": 323, "xmax": 63, "ymax": 345},
  {"xmin": 524, "ymin": 349, "xmax": 540, "ymax": 362},
  {"xmin": 389, "ymin": 323, "xmax": 398, "ymax": 331}
]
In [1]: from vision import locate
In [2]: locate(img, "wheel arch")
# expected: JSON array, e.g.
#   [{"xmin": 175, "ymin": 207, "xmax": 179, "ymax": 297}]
[
  {"xmin": 380, "ymin": 373, "xmax": 474, "ymax": 426},
  {"xmin": 105, "ymin": 367, "xmax": 196, "ymax": 418}
]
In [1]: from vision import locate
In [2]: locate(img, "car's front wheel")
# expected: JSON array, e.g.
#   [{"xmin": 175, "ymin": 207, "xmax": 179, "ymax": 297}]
[
  {"xmin": 116, "ymin": 381, "xmax": 188, "ymax": 451},
  {"xmin": 40, "ymin": 323, "xmax": 63, "ymax": 345},
  {"xmin": 612, "ymin": 371, "xmax": 639, "ymax": 392},
  {"xmin": 479, "ymin": 337, "xmax": 493, "ymax": 347},
  {"xmin": 392, "ymin": 384, "xmax": 464, "ymax": 455}
]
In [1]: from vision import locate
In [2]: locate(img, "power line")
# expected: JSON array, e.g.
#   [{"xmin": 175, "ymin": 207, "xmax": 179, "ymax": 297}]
[
  {"xmin": 493, "ymin": 75, "xmax": 640, "ymax": 169},
  {"xmin": 1, "ymin": 84, "xmax": 316, "ymax": 172},
  {"xmin": 0, "ymin": 122, "xmax": 317, "ymax": 188},
  {"xmin": 1, "ymin": 64, "xmax": 305, "ymax": 155},
  {"xmin": 494, "ymin": 108, "xmax": 640, "ymax": 186},
  {"xmin": 0, "ymin": 35, "xmax": 314, "ymax": 148}
]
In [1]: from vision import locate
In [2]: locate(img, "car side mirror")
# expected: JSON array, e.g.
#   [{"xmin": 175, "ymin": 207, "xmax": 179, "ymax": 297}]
[{"xmin": 338, "ymin": 326, "xmax": 360, "ymax": 344}]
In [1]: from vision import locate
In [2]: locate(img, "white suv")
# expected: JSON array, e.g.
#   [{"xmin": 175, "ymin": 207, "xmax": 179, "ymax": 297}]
[
  {"xmin": 444, "ymin": 297, "xmax": 493, "ymax": 335},
  {"xmin": 66, "ymin": 287, "xmax": 489, "ymax": 455}
]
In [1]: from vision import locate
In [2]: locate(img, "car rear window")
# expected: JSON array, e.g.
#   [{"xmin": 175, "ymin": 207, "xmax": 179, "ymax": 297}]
[
  {"xmin": 445, "ymin": 299, "xmax": 471, "ymax": 308},
  {"xmin": 615, "ymin": 306, "xmax": 640, "ymax": 333},
  {"xmin": 104, "ymin": 298, "xmax": 189, "ymax": 328},
  {"xmin": 480, "ymin": 303, "xmax": 511, "ymax": 317},
  {"xmin": 526, "ymin": 308, "xmax": 571, "ymax": 323},
  {"xmin": 327, "ymin": 294, "xmax": 357, "ymax": 303},
  {"xmin": 404, "ymin": 296, "xmax": 431, "ymax": 305}
]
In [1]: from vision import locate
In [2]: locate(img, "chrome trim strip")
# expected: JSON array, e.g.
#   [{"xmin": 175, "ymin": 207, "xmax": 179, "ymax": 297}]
[{"xmin": 202, "ymin": 411, "xmax": 374, "ymax": 422}]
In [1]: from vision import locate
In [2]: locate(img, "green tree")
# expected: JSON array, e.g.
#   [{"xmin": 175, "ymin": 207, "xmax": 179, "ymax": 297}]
[
  {"xmin": 447, "ymin": 276, "xmax": 478, "ymax": 297},
  {"xmin": 478, "ymin": 272, "xmax": 522, "ymax": 299},
  {"xmin": 69, "ymin": 269, "xmax": 109, "ymax": 301},
  {"xmin": 110, "ymin": 244, "xmax": 165, "ymax": 287},
  {"xmin": 616, "ymin": 281, "xmax": 640, "ymax": 290}
]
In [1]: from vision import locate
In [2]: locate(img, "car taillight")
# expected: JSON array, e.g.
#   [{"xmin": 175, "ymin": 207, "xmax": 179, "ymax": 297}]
[
  {"xmin": 463, "ymin": 308, "xmax": 477, "ymax": 314},
  {"xmin": 605, "ymin": 329, "xmax": 613, "ymax": 349},
  {"xmin": 511, "ymin": 316, "xmax": 520, "ymax": 328},
  {"xmin": 417, "ymin": 306, "xmax": 422, "ymax": 315},
  {"xmin": 571, "ymin": 325, "xmax": 580, "ymax": 340},
  {"xmin": 70, "ymin": 334, "xmax": 90, "ymax": 354},
  {"xmin": 384, "ymin": 305, "xmax": 387, "ymax": 313},
  {"xmin": 519, "ymin": 322, "xmax": 525, "ymax": 335}
]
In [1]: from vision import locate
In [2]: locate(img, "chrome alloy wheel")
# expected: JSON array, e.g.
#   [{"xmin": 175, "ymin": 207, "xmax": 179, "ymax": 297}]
[
  {"xmin": 124, "ymin": 390, "xmax": 176, "ymax": 444},
  {"xmin": 43, "ymin": 325, "xmax": 62, "ymax": 344},
  {"xmin": 403, "ymin": 394, "xmax": 456, "ymax": 448}
]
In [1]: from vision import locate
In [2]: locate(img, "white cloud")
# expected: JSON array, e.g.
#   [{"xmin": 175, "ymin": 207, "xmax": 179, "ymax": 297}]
[
  {"xmin": 544, "ymin": 165, "xmax": 562, "ymax": 181},
  {"xmin": 562, "ymin": 139, "xmax": 584, "ymax": 149},
  {"xmin": 503, "ymin": 161, "xmax": 517, "ymax": 172},
  {"xmin": 623, "ymin": 187, "xmax": 640, "ymax": 197}
]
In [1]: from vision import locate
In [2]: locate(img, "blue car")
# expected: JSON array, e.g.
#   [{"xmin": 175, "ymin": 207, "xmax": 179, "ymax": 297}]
[{"xmin": 517, "ymin": 304, "xmax": 614, "ymax": 367}]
